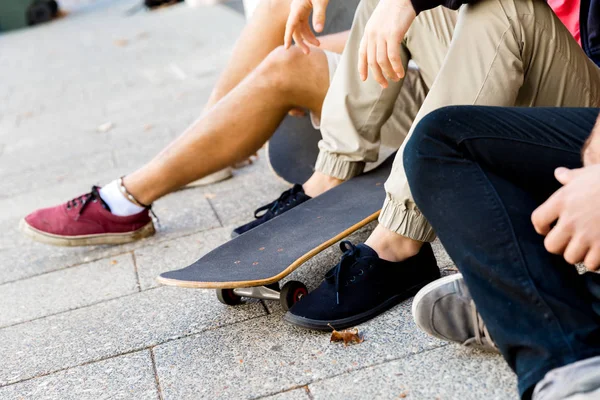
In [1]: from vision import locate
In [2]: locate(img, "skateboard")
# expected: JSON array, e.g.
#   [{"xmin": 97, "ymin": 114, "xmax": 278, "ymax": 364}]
[
  {"xmin": 157, "ymin": 154, "xmax": 395, "ymax": 310},
  {"xmin": 266, "ymin": 115, "xmax": 321, "ymax": 185}
]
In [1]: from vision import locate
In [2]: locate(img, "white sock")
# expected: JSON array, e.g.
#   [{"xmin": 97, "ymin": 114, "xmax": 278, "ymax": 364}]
[{"xmin": 99, "ymin": 180, "xmax": 145, "ymax": 217}]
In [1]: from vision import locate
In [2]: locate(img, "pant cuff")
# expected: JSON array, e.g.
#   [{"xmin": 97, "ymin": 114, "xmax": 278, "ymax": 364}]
[
  {"xmin": 315, "ymin": 151, "xmax": 365, "ymax": 180},
  {"xmin": 378, "ymin": 194, "xmax": 436, "ymax": 242}
]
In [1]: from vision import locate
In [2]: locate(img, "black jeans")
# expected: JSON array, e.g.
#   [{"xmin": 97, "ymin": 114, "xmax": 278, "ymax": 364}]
[{"xmin": 404, "ymin": 106, "xmax": 600, "ymax": 399}]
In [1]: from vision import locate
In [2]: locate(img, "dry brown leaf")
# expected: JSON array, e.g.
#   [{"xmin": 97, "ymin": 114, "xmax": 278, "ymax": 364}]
[
  {"xmin": 204, "ymin": 193, "xmax": 217, "ymax": 200},
  {"xmin": 110, "ymin": 260, "xmax": 118, "ymax": 265},
  {"xmin": 113, "ymin": 39, "xmax": 129, "ymax": 47},
  {"xmin": 97, "ymin": 122, "xmax": 114, "ymax": 133},
  {"xmin": 398, "ymin": 392, "xmax": 408, "ymax": 398},
  {"xmin": 329, "ymin": 324, "xmax": 364, "ymax": 346}
]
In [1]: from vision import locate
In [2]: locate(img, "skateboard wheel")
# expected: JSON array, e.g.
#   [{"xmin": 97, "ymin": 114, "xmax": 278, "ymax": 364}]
[
  {"xmin": 216, "ymin": 289, "xmax": 242, "ymax": 306},
  {"xmin": 279, "ymin": 281, "xmax": 308, "ymax": 311}
]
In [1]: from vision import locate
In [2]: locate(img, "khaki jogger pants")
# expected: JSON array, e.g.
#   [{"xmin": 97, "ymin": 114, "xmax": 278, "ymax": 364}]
[{"xmin": 315, "ymin": 0, "xmax": 600, "ymax": 242}]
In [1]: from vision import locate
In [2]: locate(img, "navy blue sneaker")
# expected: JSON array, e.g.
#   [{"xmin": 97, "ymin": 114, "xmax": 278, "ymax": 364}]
[
  {"xmin": 231, "ymin": 184, "xmax": 311, "ymax": 237},
  {"xmin": 283, "ymin": 241, "xmax": 440, "ymax": 330}
]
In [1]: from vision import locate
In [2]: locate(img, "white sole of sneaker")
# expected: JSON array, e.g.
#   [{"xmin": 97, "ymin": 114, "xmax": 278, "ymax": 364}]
[
  {"xmin": 184, "ymin": 168, "xmax": 233, "ymax": 188},
  {"xmin": 411, "ymin": 272, "xmax": 463, "ymax": 330},
  {"xmin": 19, "ymin": 219, "xmax": 156, "ymax": 247}
]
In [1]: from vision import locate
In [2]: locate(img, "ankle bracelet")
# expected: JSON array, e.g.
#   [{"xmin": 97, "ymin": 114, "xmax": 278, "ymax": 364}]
[{"xmin": 117, "ymin": 177, "xmax": 149, "ymax": 208}]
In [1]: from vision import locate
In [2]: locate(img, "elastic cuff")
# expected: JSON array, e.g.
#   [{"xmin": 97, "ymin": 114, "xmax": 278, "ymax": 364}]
[
  {"xmin": 315, "ymin": 151, "xmax": 365, "ymax": 180},
  {"xmin": 378, "ymin": 194, "xmax": 436, "ymax": 242}
]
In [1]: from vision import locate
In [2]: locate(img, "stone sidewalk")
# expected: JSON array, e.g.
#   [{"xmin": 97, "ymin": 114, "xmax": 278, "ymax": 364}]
[{"xmin": 0, "ymin": 1, "xmax": 517, "ymax": 399}]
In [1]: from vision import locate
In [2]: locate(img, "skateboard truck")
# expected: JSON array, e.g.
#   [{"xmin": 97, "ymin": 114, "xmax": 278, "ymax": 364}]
[{"xmin": 216, "ymin": 280, "xmax": 308, "ymax": 311}]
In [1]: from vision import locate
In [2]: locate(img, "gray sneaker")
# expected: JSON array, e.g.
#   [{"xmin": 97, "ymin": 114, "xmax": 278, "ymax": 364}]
[
  {"xmin": 533, "ymin": 355, "xmax": 600, "ymax": 400},
  {"xmin": 411, "ymin": 273, "xmax": 498, "ymax": 353}
]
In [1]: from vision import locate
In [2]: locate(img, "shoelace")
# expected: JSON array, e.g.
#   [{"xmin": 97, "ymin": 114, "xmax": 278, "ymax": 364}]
[
  {"xmin": 253, "ymin": 186, "xmax": 300, "ymax": 219},
  {"xmin": 67, "ymin": 186, "xmax": 103, "ymax": 220},
  {"xmin": 470, "ymin": 300, "xmax": 496, "ymax": 349},
  {"xmin": 66, "ymin": 186, "xmax": 160, "ymax": 225},
  {"xmin": 325, "ymin": 241, "xmax": 367, "ymax": 305}
]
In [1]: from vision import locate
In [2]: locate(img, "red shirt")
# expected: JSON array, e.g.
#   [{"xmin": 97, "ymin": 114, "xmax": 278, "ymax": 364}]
[{"xmin": 548, "ymin": 0, "xmax": 581, "ymax": 45}]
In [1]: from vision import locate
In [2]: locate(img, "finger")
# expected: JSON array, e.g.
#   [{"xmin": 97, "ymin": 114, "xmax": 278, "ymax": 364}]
[
  {"xmin": 368, "ymin": 38, "xmax": 386, "ymax": 87},
  {"xmin": 532, "ymin": 192, "xmax": 562, "ymax": 235},
  {"xmin": 387, "ymin": 39, "xmax": 404, "ymax": 80},
  {"xmin": 563, "ymin": 237, "xmax": 589, "ymax": 265},
  {"xmin": 284, "ymin": 16, "xmax": 297, "ymax": 49},
  {"xmin": 584, "ymin": 247, "xmax": 600, "ymax": 271},
  {"xmin": 377, "ymin": 39, "xmax": 396, "ymax": 82},
  {"xmin": 293, "ymin": 30, "xmax": 310, "ymax": 54},
  {"xmin": 285, "ymin": 9, "xmax": 304, "ymax": 49},
  {"xmin": 312, "ymin": 0, "xmax": 327, "ymax": 32},
  {"xmin": 544, "ymin": 223, "xmax": 572, "ymax": 255},
  {"xmin": 554, "ymin": 167, "xmax": 576, "ymax": 185},
  {"xmin": 358, "ymin": 36, "xmax": 369, "ymax": 81},
  {"xmin": 300, "ymin": 23, "xmax": 319, "ymax": 47}
]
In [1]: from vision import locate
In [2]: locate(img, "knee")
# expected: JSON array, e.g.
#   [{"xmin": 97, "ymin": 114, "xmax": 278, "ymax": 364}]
[{"xmin": 257, "ymin": 45, "xmax": 305, "ymax": 91}]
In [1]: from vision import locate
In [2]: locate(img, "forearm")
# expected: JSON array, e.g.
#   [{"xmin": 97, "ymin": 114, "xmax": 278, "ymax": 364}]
[{"xmin": 310, "ymin": 30, "xmax": 350, "ymax": 54}]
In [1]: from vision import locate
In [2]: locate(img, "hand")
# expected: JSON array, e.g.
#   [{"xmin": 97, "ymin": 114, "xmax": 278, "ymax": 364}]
[
  {"xmin": 358, "ymin": 0, "xmax": 416, "ymax": 88},
  {"xmin": 583, "ymin": 113, "xmax": 600, "ymax": 166},
  {"xmin": 284, "ymin": 0, "xmax": 329, "ymax": 54},
  {"xmin": 532, "ymin": 165, "xmax": 600, "ymax": 270}
]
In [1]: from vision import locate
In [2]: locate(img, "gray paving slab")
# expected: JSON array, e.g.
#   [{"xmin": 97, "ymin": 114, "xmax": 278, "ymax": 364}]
[
  {"xmin": 134, "ymin": 227, "xmax": 232, "ymax": 290},
  {"xmin": 0, "ymin": 350, "xmax": 158, "ymax": 400},
  {"xmin": 0, "ymin": 187, "xmax": 220, "ymax": 284},
  {"xmin": 0, "ymin": 286, "xmax": 265, "ymax": 386},
  {"xmin": 206, "ymin": 159, "xmax": 291, "ymax": 227},
  {"xmin": 0, "ymin": 253, "xmax": 138, "ymax": 328},
  {"xmin": 260, "ymin": 388, "xmax": 311, "ymax": 400},
  {"xmin": 308, "ymin": 345, "xmax": 518, "ymax": 400},
  {"xmin": 153, "ymin": 302, "xmax": 445, "ymax": 400}
]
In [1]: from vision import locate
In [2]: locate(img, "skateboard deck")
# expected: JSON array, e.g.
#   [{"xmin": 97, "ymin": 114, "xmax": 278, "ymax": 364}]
[
  {"xmin": 266, "ymin": 115, "xmax": 321, "ymax": 185},
  {"xmin": 157, "ymin": 154, "xmax": 394, "ymax": 289}
]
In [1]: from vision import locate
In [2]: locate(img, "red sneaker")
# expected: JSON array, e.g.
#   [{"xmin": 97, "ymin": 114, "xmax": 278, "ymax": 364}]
[{"xmin": 20, "ymin": 186, "xmax": 155, "ymax": 246}]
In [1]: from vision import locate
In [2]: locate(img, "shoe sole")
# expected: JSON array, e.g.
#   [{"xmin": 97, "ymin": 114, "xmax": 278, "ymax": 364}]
[
  {"xmin": 411, "ymin": 273, "xmax": 463, "ymax": 334},
  {"xmin": 183, "ymin": 168, "xmax": 233, "ymax": 189},
  {"xmin": 19, "ymin": 219, "xmax": 156, "ymax": 247},
  {"xmin": 283, "ymin": 280, "xmax": 435, "ymax": 331}
]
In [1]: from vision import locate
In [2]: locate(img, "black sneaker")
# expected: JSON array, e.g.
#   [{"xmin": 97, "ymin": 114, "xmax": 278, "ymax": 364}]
[
  {"xmin": 283, "ymin": 241, "xmax": 440, "ymax": 331},
  {"xmin": 231, "ymin": 184, "xmax": 311, "ymax": 237}
]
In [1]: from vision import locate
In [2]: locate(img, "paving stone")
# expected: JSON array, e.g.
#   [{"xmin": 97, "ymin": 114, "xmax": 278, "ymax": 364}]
[
  {"xmin": 309, "ymin": 345, "xmax": 518, "ymax": 399},
  {"xmin": 431, "ymin": 239, "xmax": 455, "ymax": 269},
  {"xmin": 153, "ymin": 302, "xmax": 445, "ymax": 400},
  {"xmin": 135, "ymin": 227, "xmax": 232, "ymax": 290},
  {"xmin": 0, "ymin": 253, "xmax": 138, "ymax": 328},
  {"xmin": 0, "ymin": 286, "xmax": 265, "ymax": 385},
  {"xmin": 0, "ymin": 350, "xmax": 158, "ymax": 400},
  {"xmin": 0, "ymin": 187, "xmax": 220, "ymax": 284},
  {"xmin": 260, "ymin": 388, "xmax": 311, "ymax": 400},
  {"xmin": 206, "ymin": 157, "xmax": 291, "ymax": 227},
  {"xmin": 0, "ymin": 150, "xmax": 118, "ymax": 199}
]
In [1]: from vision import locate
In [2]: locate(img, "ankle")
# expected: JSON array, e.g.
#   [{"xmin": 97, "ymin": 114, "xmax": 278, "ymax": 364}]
[
  {"xmin": 365, "ymin": 225, "xmax": 422, "ymax": 262},
  {"xmin": 99, "ymin": 180, "xmax": 146, "ymax": 217},
  {"xmin": 302, "ymin": 172, "xmax": 344, "ymax": 198}
]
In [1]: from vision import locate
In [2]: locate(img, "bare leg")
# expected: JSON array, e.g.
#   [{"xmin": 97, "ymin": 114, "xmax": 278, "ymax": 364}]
[
  {"xmin": 204, "ymin": 0, "xmax": 349, "ymax": 111},
  {"xmin": 203, "ymin": 0, "xmax": 293, "ymax": 111},
  {"xmin": 303, "ymin": 172, "xmax": 343, "ymax": 197},
  {"xmin": 365, "ymin": 224, "xmax": 422, "ymax": 261},
  {"xmin": 124, "ymin": 46, "xmax": 330, "ymax": 205}
]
